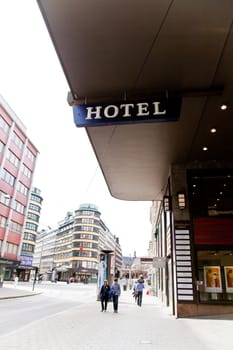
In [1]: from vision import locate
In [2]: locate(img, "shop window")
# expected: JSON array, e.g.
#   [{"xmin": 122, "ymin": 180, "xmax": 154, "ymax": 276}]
[{"xmin": 197, "ymin": 250, "xmax": 233, "ymax": 303}]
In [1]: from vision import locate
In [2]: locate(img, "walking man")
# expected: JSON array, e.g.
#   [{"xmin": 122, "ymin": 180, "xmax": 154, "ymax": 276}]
[{"xmin": 111, "ymin": 278, "xmax": 121, "ymax": 313}]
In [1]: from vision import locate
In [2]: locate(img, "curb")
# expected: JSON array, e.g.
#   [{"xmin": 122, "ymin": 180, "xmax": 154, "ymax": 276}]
[{"xmin": 0, "ymin": 292, "xmax": 42, "ymax": 300}]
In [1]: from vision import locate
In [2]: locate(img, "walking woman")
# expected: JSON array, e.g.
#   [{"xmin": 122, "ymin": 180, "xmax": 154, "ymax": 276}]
[
  {"xmin": 111, "ymin": 278, "xmax": 121, "ymax": 313},
  {"xmin": 100, "ymin": 279, "xmax": 110, "ymax": 312},
  {"xmin": 135, "ymin": 275, "xmax": 145, "ymax": 307}
]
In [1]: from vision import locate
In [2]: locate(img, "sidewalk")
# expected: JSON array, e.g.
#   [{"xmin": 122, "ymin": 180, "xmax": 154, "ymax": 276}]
[
  {"xmin": 0, "ymin": 285, "xmax": 232, "ymax": 350},
  {"xmin": 0, "ymin": 282, "xmax": 41, "ymax": 299}
]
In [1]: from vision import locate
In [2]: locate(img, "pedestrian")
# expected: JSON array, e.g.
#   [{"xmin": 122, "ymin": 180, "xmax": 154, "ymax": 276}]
[
  {"xmin": 14, "ymin": 275, "xmax": 19, "ymax": 287},
  {"xmin": 122, "ymin": 276, "xmax": 127, "ymax": 291},
  {"xmin": 111, "ymin": 278, "xmax": 121, "ymax": 313},
  {"xmin": 100, "ymin": 279, "xmax": 111, "ymax": 312},
  {"xmin": 135, "ymin": 275, "xmax": 144, "ymax": 306},
  {"xmin": 132, "ymin": 280, "xmax": 138, "ymax": 303}
]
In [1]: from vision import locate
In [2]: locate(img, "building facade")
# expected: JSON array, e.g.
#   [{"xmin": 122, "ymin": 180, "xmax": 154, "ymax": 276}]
[
  {"xmin": 17, "ymin": 187, "xmax": 43, "ymax": 281},
  {"xmin": 0, "ymin": 95, "xmax": 39, "ymax": 285},
  {"xmin": 152, "ymin": 161, "xmax": 233, "ymax": 317},
  {"xmin": 33, "ymin": 226, "xmax": 57, "ymax": 281},
  {"xmin": 33, "ymin": 203, "xmax": 122, "ymax": 283}
]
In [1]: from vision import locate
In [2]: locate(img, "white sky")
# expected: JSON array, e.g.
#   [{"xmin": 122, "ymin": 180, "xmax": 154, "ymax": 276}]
[{"xmin": 0, "ymin": 0, "xmax": 152, "ymax": 256}]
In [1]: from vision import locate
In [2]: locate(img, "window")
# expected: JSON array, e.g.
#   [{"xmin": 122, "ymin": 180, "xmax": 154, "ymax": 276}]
[
  {"xmin": 73, "ymin": 233, "xmax": 98, "ymax": 241},
  {"xmin": 27, "ymin": 212, "xmax": 39, "ymax": 222},
  {"xmin": 11, "ymin": 221, "xmax": 23, "ymax": 234},
  {"xmin": 25, "ymin": 222, "xmax": 37, "ymax": 231},
  {"xmin": 24, "ymin": 232, "xmax": 36, "ymax": 242},
  {"xmin": 22, "ymin": 164, "xmax": 32, "ymax": 179},
  {"xmin": 17, "ymin": 182, "xmax": 28, "ymax": 196},
  {"xmin": 0, "ymin": 115, "xmax": 10, "ymax": 133},
  {"xmin": 82, "ymin": 210, "xmax": 94, "ymax": 216},
  {"xmin": 26, "ymin": 148, "xmax": 35, "ymax": 163},
  {"xmin": 82, "ymin": 218, "xmax": 94, "ymax": 224},
  {"xmin": 6, "ymin": 242, "xmax": 18, "ymax": 255},
  {"xmin": 12, "ymin": 132, "xmax": 23, "ymax": 150},
  {"xmin": 22, "ymin": 243, "xmax": 34, "ymax": 253},
  {"xmin": 29, "ymin": 203, "xmax": 41, "ymax": 212},
  {"xmin": 0, "ymin": 169, "xmax": 15, "ymax": 186},
  {"xmin": 0, "ymin": 192, "xmax": 10, "ymax": 205},
  {"xmin": 6, "ymin": 150, "xmax": 19, "ymax": 167},
  {"xmin": 30, "ymin": 194, "xmax": 42, "ymax": 203},
  {"xmin": 13, "ymin": 200, "xmax": 25, "ymax": 215},
  {"xmin": 197, "ymin": 250, "xmax": 233, "ymax": 303},
  {"xmin": 75, "ymin": 225, "xmax": 94, "ymax": 232},
  {"xmin": 80, "ymin": 261, "xmax": 97, "ymax": 269},
  {"xmin": 73, "ymin": 250, "xmax": 97, "ymax": 258},
  {"xmin": 0, "ymin": 216, "xmax": 7, "ymax": 228}
]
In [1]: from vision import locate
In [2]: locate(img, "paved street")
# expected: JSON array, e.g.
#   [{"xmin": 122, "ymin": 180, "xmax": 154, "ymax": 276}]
[{"xmin": 0, "ymin": 282, "xmax": 232, "ymax": 350}]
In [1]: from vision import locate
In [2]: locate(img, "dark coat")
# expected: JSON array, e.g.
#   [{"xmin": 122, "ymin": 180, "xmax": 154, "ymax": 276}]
[{"xmin": 100, "ymin": 284, "xmax": 110, "ymax": 300}]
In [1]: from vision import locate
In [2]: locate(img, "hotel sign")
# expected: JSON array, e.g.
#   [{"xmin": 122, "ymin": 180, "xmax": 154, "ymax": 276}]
[{"xmin": 73, "ymin": 97, "xmax": 182, "ymax": 127}]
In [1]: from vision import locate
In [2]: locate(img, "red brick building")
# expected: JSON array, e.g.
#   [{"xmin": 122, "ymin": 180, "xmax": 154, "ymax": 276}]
[{"xmin": 0, "ymin": 95, "xmax": 39, "ymax": 284}]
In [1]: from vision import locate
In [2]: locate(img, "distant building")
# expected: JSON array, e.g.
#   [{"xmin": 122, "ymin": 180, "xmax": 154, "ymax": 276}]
[
  {"xmin": 33, "ymin": 203, "xmax": 122, "ymax": 283},
  {"xmin": 33, "ymin": 226, "xmax": 57, "ymax": 281},
  {"xmin": 121, "ymin": 256, "xmax": 152, "ymax": 280},
  {"xmin": 18, "ymin": 187, "xmax": 43, "ymax": 281}
]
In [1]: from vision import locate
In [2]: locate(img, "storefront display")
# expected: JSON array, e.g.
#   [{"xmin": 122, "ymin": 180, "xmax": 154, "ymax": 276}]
[
  {"xmin": 204, "ymin": 266, "xmax": 222, "ymax": 293},
  {"xmin": 224, "ymin": 266, "xmax": 233, "ymax": 293}
]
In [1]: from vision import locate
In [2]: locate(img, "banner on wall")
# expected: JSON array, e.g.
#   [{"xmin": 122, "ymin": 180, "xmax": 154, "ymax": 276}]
[
  {"xmin": 97, "ymin": 253, "xmax": 107, "ymax": 290},
  {"xmin": 204, "ymin": 266, "xmax": 222, "ymax": 293},
  {"xmin": 224, "ymin": 266, "xmax": 233, "ymax": 293}
]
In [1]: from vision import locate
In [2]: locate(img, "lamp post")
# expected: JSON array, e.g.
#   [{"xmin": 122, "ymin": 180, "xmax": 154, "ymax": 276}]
[{"xmin": 32, "ymin": 239, "xmax": 44, "ymax": 291}]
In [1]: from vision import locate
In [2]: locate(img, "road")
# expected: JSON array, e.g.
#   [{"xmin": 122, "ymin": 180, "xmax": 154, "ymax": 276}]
[
  {"xmin": 0, "ymin": 282, "xmax": 97, "ymax": 336},
  {"xmin": 0, "ymin": 282, "xmax": 233, "ymax": 350}
]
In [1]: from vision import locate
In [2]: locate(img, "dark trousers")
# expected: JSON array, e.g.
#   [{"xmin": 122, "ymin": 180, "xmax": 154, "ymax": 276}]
[
  {"xmin": 112, "ymin": 294, "xmax": 119, "ymax": 311},
  {"xmin": 101, "ymin": 297, "xmax": 108, "ymax": 310},
  {"xmin": 137, "ymin": 291, "xmax": 143, "ymax": 306}
]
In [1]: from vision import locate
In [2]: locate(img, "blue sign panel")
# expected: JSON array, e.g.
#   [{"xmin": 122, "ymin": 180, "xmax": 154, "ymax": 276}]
[
  {"xmin": 20, "ymin": 255, "xmax": 33, "ymax": 267},
  {"xmin": 73, "ymin": 98, "xmax": 182, "ymax": 127}
]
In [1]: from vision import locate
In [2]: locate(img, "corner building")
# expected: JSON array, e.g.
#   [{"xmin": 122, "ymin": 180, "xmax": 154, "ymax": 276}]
[
  {"xmin": 72, "ymin": 204, "xmax": 100, "ymax": 281},
  {"xmin": 51, "ymin": 204, "xmax": 122, "ymax": 282},
  {"xmin": 0, "ymin": 95, "xmax": 39, "ymax": 283}
]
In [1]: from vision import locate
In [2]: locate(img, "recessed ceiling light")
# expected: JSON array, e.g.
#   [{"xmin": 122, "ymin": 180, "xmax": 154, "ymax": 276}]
[
  {"xmin": 220, "ymin": 104, "xmax": 227, "ymax": 110},
  {"xmin": 210, "ymin": 128, "xmax": 217, "ymax": 133},
  {"xmin": 202, "ymin": 146, "xmax": 208, "ymax": 151}
]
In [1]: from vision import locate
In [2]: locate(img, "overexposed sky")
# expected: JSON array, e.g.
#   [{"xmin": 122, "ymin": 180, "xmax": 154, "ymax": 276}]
[{"xmin": 0, "ymin": 0, "xmax": 152, "ymax": 256}]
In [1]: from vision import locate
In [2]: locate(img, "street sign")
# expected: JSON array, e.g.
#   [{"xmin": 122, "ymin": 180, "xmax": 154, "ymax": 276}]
[{"xmin": 153, "ymin": 257, "xmax": 167, "ymax": 268}]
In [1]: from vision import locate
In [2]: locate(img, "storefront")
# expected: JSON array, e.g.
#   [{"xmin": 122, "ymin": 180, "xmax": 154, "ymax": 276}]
[
  {"xmin": 155, "ymin": 163, "xmax": 233, "ymax": 317},
  {"xmin": 190, "ymin": 169, "xmax": 233, "ymax": 302},
  {"xmin": 0, "ymin": 258, "xmax": 20, "ymax": 286}
]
